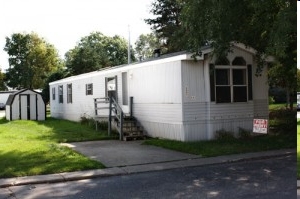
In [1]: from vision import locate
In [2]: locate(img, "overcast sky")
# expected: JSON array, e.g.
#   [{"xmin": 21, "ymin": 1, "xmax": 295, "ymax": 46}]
[{"xmin": 0, "ymin": 0, "xmax": 154, "ymax": 71}]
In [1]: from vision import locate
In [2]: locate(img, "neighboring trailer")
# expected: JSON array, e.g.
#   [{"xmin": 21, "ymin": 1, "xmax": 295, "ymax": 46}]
[
  {"xmin": 0, "ymin": 91, "xmax": 14, "ymax": 104},
  {"xmin": 49, "ymin": 44, "xmax": 271, "ymax": 141},
  {"xmin": 6, "ymin": 89, "xmax": 46, "ymax": 121}
]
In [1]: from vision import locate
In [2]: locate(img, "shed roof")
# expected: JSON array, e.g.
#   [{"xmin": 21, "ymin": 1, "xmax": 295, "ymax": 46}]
[{"xmin": 5, "ymin": 89, "xmax": 42, "ymax": 106}]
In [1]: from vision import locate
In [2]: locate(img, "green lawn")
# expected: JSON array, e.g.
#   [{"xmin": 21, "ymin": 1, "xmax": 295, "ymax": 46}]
[
  {"xmin": 144, "ymin": 134, "xmax": 295, "ymax": 158},
  {"xmin": 0, "ymin": 117, "xmax": 115, "ymax": 178},
  {"xmin": 297, "ymin": 120, "xmax": 300, "ymax": 178}
]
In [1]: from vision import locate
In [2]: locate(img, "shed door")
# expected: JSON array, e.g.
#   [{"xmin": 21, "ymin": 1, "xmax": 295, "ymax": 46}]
[{"xmin": 20, "ymin": 95, "xmax": 30, "ymax": 120}]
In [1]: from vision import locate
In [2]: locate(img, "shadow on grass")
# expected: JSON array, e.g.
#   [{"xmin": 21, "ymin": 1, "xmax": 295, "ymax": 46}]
[
  {"xmin": 0, "ymin": 146, "xmax": 104, "ymax": 178},
  {"xmin": 35, "ymin": 117, "xmax": 118, "ymax": 143},
  {"xmin": 0, "ymin": 117, "xmax": 9, "ymax": 124}
]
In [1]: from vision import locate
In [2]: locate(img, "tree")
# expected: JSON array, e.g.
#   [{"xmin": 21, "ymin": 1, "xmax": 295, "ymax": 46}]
[
  {"xmin": 4, "ymin": 33, "xmax": 62, "ymax": 89},
  {"xmin": 297, "ymin": 69, "xmax": 300, "ymax": 92},
  {"xmin": 0, "ymin": 71, "xmax": 7, "ymax": 90},
  {"xmin": 65, "ymin": 32, "xmax": 135, "ymax": 76},
  {"xmin": 135, "ymin": 33, "xmax": 161, "ymax": 60},
  {"xmin": 180, "ymin": 0, "xmax": 296, "ymax": 108},
  {"xmin": 41, "ymin": 69, "xmax": 67, "ymax": 104},
  {"xmin": 145, "ymin": 0, "xmax": 184, "ymax": 53}
]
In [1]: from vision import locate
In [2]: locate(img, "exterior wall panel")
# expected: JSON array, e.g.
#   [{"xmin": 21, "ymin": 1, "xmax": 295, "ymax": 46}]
[{"xmin": 181, "ymin": 60, "xmax": 206, "ymax": 103}]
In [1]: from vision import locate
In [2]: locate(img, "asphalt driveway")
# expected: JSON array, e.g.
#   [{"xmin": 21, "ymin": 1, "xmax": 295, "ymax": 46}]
[{"xmin": 63, "ymin": 140, "xmax": 200, "ymax": 167}]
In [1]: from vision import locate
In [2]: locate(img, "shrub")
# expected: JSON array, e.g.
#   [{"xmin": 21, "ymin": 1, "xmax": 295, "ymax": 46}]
[
  {"xmin": 215, "ymin": 129, "xmax": 236, "ymax": 141},
  {"xmin": 96, "ymin": 121, "xmax": 109, "ymax": 131},
  {"xmin": 238, "ymin": 127, "xmax": 252, "ymax": 140},
  {"xmin": 269, "ymin": 96, "xmax": 275, "ymax": 104},
  {"xmin": 269, "ymin": 108, "xmax": 296, "ymax": 135},
  {"xmin": 80, "ymin": 116, "xmax": 95, "ymax": 127}
]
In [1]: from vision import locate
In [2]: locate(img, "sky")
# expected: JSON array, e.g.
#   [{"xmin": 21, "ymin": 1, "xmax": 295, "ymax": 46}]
[{"xmin": 0, "ymin": 0, "xmax": 154, "ymax": 71}]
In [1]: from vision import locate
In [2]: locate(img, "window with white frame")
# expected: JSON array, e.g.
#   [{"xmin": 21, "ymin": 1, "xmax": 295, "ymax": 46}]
[
  {"xmin": 67, "ymin": 84, "xmax": 72, "ymax": 103},
  {"xmin": 58, "ymin": 85, "xmax": 63, "ymax": 103},
  {"xmin": 211, "ymin": 56, "xmax": 251, "ymax": 103},
  {"xmin": 52, "ymin": 87, "xmax": 55, "ymax": 100},
  {"xmin": 86, "ymin": 83, "xmax": 93, "ymax": 95}
]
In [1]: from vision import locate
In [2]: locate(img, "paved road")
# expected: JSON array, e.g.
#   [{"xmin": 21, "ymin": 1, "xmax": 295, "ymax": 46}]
[{"xmin": 0, "ymin": 154, "xmax": 296, "ymax": 199}]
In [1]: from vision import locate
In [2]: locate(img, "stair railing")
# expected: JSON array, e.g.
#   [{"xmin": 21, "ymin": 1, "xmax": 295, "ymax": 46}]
[{"xmin": 109, "ymin": 96, "xmax": 124, "ymax": 140}]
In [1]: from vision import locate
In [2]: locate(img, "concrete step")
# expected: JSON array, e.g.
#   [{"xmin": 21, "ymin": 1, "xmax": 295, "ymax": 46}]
[{"xmin": 123, "ymin": 134, "xmax": 146, "ymax": 141}]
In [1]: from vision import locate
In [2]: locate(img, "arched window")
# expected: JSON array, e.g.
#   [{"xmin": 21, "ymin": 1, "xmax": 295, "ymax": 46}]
[{"xmin": 232, "ymin": 56, "xmax": 246, "ymax": 66}]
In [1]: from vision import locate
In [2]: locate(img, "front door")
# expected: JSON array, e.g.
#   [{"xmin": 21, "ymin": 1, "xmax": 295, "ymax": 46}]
[
  {"xmin": 106, "ymin": 76, "xmax": 117, "ymax": 100},
  {"xmin": 20, "ymin": 94, "xmax": 30, "ymax": 120}
]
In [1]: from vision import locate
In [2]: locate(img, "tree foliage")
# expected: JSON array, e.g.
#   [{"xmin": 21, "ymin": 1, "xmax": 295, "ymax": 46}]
[
  {"xmin": 145, "ymin": 0, "xmax": 184, "ymax": 53},
  {"xmin": 147, "ymin": 0, "xmax": 296, "ymax": 107},
  {"xmin": 65, "ymin": 32, "xmax": 135, "ymax": 75},
  {"xmin": 4, "ymin": 33, "xmax": 62, "ymax": 89},
  {"xmin": 297, "ymin": 69, "xmax": 300, "ymax": 92},
  {"xmin": 41, "ymin": 69, "xmax": 67, "ymax": 103},
  {"xmin": 135, "ymin": 33, "xmax": 161, "ymax": 60},
  {"xmin": 0, "ymin": 71, "xmax": 7, "ymax": 90},
  {"xmin": 180, "ymin": 0, "xmax": 296, "ymax": 62}
]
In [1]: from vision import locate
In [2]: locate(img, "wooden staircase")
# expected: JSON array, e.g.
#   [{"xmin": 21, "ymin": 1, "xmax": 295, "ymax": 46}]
[
  {"xmin": 113, "ymin": 116, "xmax": 145, "ymax": 141},
  {"xmin": 94, "ymin": 96, "xmax": 145, "ymax": 141}
]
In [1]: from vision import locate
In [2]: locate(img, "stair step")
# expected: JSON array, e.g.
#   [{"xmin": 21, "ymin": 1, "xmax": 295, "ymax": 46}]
[
  {"xmin": 124, "ymin": 130, "xmax": 143, "ymax": 135},
  {"xmin": 123, "ymin": 135, "xmax": 146, "ymax": 141}
]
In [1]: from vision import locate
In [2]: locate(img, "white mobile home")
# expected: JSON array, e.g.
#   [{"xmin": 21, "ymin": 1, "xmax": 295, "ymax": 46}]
[
  {"xmin": 49, "ymin": 44, "xmax": 270, "ymax": 141},
  {"xmin": 0, "ymin": 91, "xmax": 14, "ymax": 105}
]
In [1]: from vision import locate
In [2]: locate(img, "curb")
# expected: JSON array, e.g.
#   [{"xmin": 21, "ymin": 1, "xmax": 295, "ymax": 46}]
[{"xmin": 0, "ymin": 149, "xmax": 295, "ymax": 188}]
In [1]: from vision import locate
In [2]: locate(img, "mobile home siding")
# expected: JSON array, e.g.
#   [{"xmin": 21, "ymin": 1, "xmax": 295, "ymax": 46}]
[
  {"xmin": 181, "ymin": 60, "xmax": 206, "ymax": 103},
  {"xmin": 128, "ymin": 60, "xmax": 183, "ymax": 140}
]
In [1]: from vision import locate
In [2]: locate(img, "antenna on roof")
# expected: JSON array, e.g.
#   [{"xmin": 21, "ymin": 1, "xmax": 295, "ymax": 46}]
[{"xmin": 128, "ymin": 25, "xmax": 131, "ymax": 64}]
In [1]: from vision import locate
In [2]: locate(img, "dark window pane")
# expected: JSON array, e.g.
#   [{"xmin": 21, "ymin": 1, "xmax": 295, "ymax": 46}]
[
  {"xmin": 216, "ymin": 86, "xmax": 231, "ymax": 103},
  {"xmin": 210, "ymin": 64, "xmax": 215, "ymax": 102},
  {"xmin": 216, "ymin": 69, "xmax": 229, "ymax": 85},
  {"xmin": 233, "ymin": 86, "xmax": 247, "ymax": 102},
  {"xmin": 247, "ymin": 65, "xmax": 253, "ymax": 100},
  {"xmin": 233, "ymin": 69, "xmax": 246, "ymax": 85}
]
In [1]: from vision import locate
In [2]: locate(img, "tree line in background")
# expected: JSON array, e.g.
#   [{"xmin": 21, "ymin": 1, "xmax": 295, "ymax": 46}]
[{"xmin": 0, "ymin": 0, "xmax": 296, "ymax": 108}]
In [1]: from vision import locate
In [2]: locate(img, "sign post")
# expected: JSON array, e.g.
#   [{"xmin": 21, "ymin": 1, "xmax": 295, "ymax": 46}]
[{"xmin": 253, "ymin": 119, "xmax": 268, "ymax": 134}]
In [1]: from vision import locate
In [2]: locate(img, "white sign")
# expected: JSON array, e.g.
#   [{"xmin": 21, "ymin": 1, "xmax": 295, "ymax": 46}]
[{"xmin": 253, "ymin": 119, "xmax": 268, "ymax": 134}]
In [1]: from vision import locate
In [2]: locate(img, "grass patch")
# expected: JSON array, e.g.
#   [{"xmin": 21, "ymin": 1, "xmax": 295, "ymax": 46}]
[
  {"xmin": 269, "ymin": 103, "xmax": 296, "ymax": 111},
  {"xmin": 144, "ymin": 134, "xmax": 295, "ymax": 157},
  {"xmin": 0, "ymin": 117, "xmax": 117, "ymax": 178}
]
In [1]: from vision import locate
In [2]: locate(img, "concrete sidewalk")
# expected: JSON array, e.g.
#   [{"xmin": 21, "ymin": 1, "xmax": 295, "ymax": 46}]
[
  {"xmin": 62, "ymin": 140, "xmax": 200, "ymax": 167},
  {"xmin": 0, "ymin": 142, "xmax": 294, "ymax": 189}
]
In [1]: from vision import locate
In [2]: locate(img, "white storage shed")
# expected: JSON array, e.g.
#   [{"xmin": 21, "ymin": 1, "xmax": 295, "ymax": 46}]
[
  {"xmin": 6, "ymin": 89, "xmax": 46, "ymax": 121},
  {"xmin": 49, "ymin": 43, "xmax": 272, "ymax": 141}
]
